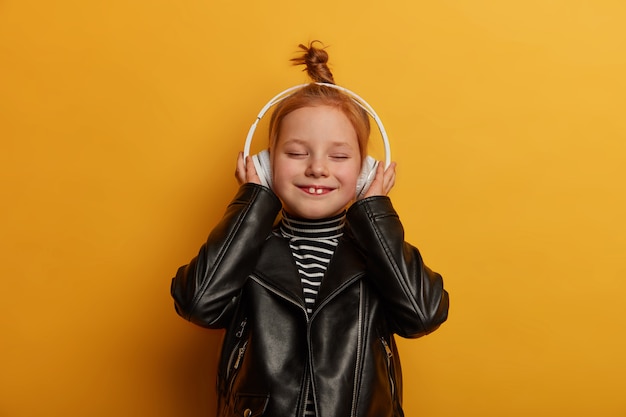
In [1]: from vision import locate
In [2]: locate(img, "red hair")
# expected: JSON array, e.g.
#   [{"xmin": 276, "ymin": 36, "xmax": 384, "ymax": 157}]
[{"xmin": 268, "ymin": 42, "xmax": 370, "ymax": 159}]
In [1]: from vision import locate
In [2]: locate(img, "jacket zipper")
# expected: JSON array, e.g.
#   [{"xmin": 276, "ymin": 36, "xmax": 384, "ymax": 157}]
[
  {"xmin": 380, "ymin": 337, "xmax": 396, "ymax": 399},
  {"xmin": 235, "ymin": 317, "xmax": 247, "ymax": 338},
  {"xmin": 227, "ymin": 340, "xmax": 249, "ymax": 395},
  {"xmin": 350, "ymin": 281, "xmax": 364, "ymax": 417},
  {"xmin": 233, "ymin": 340, "xmax": 248, "ymax": 370},
  {"xmin": 300, "ymin": 373, "xmax": 311, "ymax": 417},
  {"xmin": 226, "ymin": 317, "xmax": 248, "ymax": 383}
]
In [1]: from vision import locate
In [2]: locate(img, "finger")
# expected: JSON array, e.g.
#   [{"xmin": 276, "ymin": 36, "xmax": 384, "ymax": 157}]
[
  {"xmin": 383, "ymin": 162, "xmax": 397, "ymax": 195},
  {"xmin": 235, "ymin": 152, "xmax": 246, "ymax": 185},
  {"xmin": 245, "ymin": 156, "xmax": 262, "ymax": 185}
]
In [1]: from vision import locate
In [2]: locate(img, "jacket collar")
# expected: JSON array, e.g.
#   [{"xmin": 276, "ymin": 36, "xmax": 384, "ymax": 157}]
[{"xmin": 253, "ymin": 233, "xmax": 366, "ymax": 313}]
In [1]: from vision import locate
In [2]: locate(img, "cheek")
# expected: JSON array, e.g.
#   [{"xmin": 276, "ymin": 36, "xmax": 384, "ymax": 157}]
[
  {"xmin": 270, "ymin": 157, "xmax": 300, "ymax": 193},
  {"xmin": 338, "ymin": 163, "xmax": 362, "ymax": 186},
  {"xmin": 271, "ymin": 157, "xmax": 294, "ymax": 179}
]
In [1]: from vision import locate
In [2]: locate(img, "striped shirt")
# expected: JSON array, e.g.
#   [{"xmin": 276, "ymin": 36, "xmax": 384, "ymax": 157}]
[
  {"xmin": 279, "ymin": 210, "xmax": 346, "ymax": 316},
  {"xmin": 279, "ymin": 210, "xmax": 345, "ymax": 417}
]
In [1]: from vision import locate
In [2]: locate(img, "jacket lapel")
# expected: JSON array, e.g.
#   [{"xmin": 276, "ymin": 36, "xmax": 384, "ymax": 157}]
[
  {"xmin": 254, "ymin": 234, "xmax": 366, "ymax": 314},
  {"xmin": 314, "ymin": 237, "xmax": 366, "ymax": 308},
  {"xmin": 253, "ymin": 234, "xmax": 306, "ymax": 308}
]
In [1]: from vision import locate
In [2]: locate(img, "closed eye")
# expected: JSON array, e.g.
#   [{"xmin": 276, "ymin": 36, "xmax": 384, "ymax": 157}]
[{"xmin": 286, "ymin": 152, "xmax": 308, "ymax": 158}]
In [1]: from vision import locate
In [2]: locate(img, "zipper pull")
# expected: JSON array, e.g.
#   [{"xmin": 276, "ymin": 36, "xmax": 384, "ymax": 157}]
[
  {"xmin": 381, "ymin": 337, "xmax": 393, "ymax": 358},
  {"xmin": 235, "ymin": 318, "xmax": 247, "ymax": 338},
  {"xmin": 233, "ymin": 341, "xmax": 248, "ymax": 370}
]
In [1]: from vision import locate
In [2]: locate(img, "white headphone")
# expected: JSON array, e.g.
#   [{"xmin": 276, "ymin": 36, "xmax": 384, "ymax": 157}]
[{"xmin": 243, "ymin": 82, "xmax": 391, "ymax": 198}]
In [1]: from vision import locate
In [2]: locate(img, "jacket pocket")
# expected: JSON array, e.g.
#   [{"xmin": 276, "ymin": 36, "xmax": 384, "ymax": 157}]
[
  {"xmin": 226, "ymin": 339, "xmax": 249, "ymax": 394},
  {"xmin": 233, "ymin": 393, "xmax": 269, "ymax": 417},
  {"xmin": 225, "ymin": 318, "xmax": 249, "ymax": 382}
]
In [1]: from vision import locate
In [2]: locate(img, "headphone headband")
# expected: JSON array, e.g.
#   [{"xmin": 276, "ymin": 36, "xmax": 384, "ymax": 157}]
[{"xmin": 243, "ymin": 82, "xmax": 391, "ymax": 168}]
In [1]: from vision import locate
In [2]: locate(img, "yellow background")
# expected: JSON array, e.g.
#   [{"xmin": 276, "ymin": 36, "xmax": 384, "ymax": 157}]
[{"xmin": 1, "ymin": 0, "xmax": 625, "ymax": 416}]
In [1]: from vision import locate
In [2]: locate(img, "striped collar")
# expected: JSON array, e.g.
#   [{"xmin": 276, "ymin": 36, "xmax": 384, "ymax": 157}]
[{"xmin": 279, "ymin": 210, "xmax": 346, "ymax": 240}]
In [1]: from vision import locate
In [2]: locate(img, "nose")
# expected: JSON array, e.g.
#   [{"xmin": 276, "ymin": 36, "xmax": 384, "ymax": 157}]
[{"xmin": 305, "ymin": 156, "xmax": 329, "ymax": 178}]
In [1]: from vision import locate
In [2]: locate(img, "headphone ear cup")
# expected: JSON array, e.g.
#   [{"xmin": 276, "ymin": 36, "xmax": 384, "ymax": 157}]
[
  {"xmin": 356, "ymin": 156, "xmax": 378, "ymax": 198},
  {"xmin": 251, "ymin": 149, "xmax": 272, "ymax": 189}
]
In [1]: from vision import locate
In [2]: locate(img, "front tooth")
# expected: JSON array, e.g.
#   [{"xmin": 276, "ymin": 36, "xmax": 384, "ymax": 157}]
[
  {"xmin": 309, "ymin": 187, "xmax": 316, "ymax": 194},
  {"xmin": 316, "ymin": 188, "xmax": 323, "ymax": 194}
]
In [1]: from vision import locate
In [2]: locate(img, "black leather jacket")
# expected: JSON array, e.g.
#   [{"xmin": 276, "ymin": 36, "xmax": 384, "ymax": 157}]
[{"xmin": 171, "ymin": 184, "xmax": 449, "ymax": 417}]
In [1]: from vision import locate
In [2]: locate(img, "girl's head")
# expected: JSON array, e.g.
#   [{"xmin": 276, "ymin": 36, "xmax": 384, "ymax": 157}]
[
  {"xmin": 268, "ymin": 42, "xmax": 372, "ymax": 219},
  {"xmin": 268, "ymin": 42, "xmax": 371, "ymax": 159}
]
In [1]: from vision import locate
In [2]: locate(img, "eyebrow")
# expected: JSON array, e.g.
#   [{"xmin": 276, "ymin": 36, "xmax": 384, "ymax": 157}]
[{"xmin": 281, "ymin": 138, "xmax": 355, "ymax": 149}]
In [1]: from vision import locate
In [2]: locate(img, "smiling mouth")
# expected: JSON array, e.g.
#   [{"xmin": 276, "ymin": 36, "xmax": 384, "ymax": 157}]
[{"xmin": 301, "ymin": 186, "xmax": 332, "ymax": 195}]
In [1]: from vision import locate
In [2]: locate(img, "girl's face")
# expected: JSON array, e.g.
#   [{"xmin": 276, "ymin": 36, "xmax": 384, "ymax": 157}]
[{"xmin": 271, "ymin": 105, "xmax": 362, "ymax": 219}]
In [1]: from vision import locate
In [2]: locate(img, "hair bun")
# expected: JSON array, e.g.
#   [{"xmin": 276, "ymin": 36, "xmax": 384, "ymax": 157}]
[{"xmin": 291, "ymin": 41, "xmax": 335, "ymax": 84}]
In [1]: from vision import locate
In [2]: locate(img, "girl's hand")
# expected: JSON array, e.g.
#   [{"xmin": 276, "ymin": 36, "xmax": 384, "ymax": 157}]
[
  {"xmin": 361, "ymin": 161, "xmax": 396, "ymax": 199},
  {"xmin": 235, "ymin": 152, "xmax": 262, "ymax": 185}
]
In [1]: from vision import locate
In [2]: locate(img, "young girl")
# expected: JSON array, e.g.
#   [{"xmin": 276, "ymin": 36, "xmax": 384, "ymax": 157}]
[{"xmin": 171, "ymin": 42, "xmax": 449, "ymax": 417}]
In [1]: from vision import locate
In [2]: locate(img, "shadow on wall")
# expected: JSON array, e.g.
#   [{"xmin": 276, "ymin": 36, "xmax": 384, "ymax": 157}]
[{"xmin": 163, "ymin": 320, "xmax": 223, "ymax": 415}]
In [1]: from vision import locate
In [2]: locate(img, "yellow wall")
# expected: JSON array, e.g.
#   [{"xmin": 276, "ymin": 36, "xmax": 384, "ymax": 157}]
[{"xmin": 2, "ymin": 0, "xmax": 625, "ymax": 416}]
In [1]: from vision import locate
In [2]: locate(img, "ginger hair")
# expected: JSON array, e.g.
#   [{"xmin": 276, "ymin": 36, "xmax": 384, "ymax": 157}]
[{"xmin": 268, "ymin": 41, "xmax": 371, "ymax": 159}]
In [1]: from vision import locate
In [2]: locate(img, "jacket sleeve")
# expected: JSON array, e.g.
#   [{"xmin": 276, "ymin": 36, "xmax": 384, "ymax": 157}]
[
  {"xmin": 170, "ymin": 183, "xmax": 282, "ymax": 329},
  {"xmin": 346, "ymin": 196, "xmax": 449, "ymax": 338}
]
